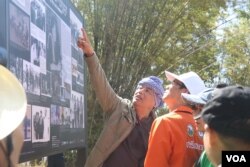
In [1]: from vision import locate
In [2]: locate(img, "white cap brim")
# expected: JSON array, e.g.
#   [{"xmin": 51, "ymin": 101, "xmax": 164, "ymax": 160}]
[
  {"xmin": 165, "ymin": 70, "xmax": 206, "ymax": 95},
  {"xmin": 0, "ymin": 65, "xmax": 27, "ymax": 139},
  {"xmin": 165, "ymin": 71, "xmax": 179, "ymax": 82},
  {"xmin": 181, "ymin": 93, "xmax": 206, "ymax": 105}
]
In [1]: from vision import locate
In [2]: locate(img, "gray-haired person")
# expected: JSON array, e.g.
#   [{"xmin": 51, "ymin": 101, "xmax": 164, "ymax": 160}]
[{"xmin": 77, "ymin": 29, "xmax": 165, "ymax": 167}]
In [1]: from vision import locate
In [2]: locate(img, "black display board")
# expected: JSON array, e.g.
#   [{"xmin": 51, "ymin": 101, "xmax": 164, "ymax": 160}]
[{"xmin": 0, "ymin": 0, "xmax": 86, "ymax": 162}]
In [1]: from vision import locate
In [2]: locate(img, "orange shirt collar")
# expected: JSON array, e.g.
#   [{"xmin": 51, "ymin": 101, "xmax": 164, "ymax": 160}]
[{"xmin": 173, "ymin": 106, "xmax": 193, "ymax": 114}]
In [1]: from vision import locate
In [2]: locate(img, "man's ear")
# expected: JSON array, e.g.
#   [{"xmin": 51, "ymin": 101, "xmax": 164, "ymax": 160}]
[{"xmin": 204, "ymin": 124, "xmax": 223, "ymax": 148}]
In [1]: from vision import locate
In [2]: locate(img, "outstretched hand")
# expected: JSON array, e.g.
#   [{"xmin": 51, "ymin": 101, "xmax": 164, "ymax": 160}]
[{"xmin": 77, "ymin": 28, "xmax": 94, "ymax": 57}]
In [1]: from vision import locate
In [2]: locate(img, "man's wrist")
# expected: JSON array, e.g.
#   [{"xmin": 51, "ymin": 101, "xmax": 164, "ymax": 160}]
[{"xmin": 84, "ymin": 52, "xmax": 95, "ymax": 57}]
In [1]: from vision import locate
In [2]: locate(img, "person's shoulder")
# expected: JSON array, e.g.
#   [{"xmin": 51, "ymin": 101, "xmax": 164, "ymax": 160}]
[
  {"xmin": 153, "ymin": 112, "xmax": 188, "ymax": 130},
  {"xmin": 121, "ymin": 98, "xmax": 131, "ymax": 104},
  {"xmin": 117, "ymin": 97, "xmax": 132, "ymax": 109},
  {"xmin": 150, "ymin": 114, "xmax": 178, "ymax": 132},
  {"xmin": 154, "ymin": 113, "xmax": 175, "ymax": 124},
  {"xmin": 118, "ymin": 98, "xmax": 134, "ymax": 113}
]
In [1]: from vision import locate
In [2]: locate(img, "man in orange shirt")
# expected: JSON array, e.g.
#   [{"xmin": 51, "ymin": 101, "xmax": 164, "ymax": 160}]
[{"xmin": 145, "ymin": 71, "xmax": 205, "ymax": 167}]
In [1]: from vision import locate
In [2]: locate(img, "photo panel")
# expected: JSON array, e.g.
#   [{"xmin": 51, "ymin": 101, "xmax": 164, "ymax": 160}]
[
  {"xmin": 23, "ymin": 60, "xmax": 40, "ymax": 95},
  {"xmin": 30, "ymin": 0, "xmax": 46, "ymax": 31},
  {"xmin": 70, "ymin": 91, "xmax": 84, "ymax": 128},
  {"xmin": 32, "ymin": 105, "xmax": 50, "ymax": 143},
  {"xmin": 4, "ymin": 0, "xmax": 86, "ymax": 161},
  {"xmin": 46, "ymin": 8, "xmax": 61, "ymax": 71},
  {"xmin": 9, "ymin": 53, "xmax": 23, "ymax": 83},
  {"xmin": 40, "ymin": 72, "xmax": 52, "ymax": 97},
  {"xmin": 9, "ymin": 2, "xmax": 30, "ymax": 61}
]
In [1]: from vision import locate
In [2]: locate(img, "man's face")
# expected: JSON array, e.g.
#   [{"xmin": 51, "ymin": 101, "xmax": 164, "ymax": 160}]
[
  {"xmin": 163, "ymin": 80, "xmax": 188, "ymax": 107},
  {"xmin": 203, "ymin": 124, "xmax": 221, "ymax": 166},
  {"xmin": 132, "ymin": 85, "xmax": 156, "ymax": 112}
]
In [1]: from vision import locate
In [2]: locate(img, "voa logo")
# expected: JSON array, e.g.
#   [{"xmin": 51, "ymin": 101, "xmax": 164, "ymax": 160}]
[{"xmin": 226, "ymin": 155, "xmax": 246, "ymax": 163}]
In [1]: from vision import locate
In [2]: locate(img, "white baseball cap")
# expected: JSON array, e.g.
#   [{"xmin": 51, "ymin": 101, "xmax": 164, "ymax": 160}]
[
  {"xmin": 0, "ymin": 65, "xmax": 27, "ymax": 140},
  {"xmin": 165, "ymin": 71, "xmax": 206, "ymax": 95}
]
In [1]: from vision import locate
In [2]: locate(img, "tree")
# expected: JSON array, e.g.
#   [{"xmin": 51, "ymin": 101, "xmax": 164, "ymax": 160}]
[
  {"xmin": 73, "ymin": 0, "xmax": 228, "ymax": 153},
  {"xmin": 217, "ymin": 0, "xmax": 250, "ymax": 86},
  {"xmin": 219, "ymin": 18, "xmax": 250, "ymax": 86}
]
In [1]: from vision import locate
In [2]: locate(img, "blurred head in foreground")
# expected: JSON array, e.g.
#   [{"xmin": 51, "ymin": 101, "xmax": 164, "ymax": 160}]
[
  {"xmin": 0, "ymin": 65, "xmax": 27, "ymax": 167},
  {"xmin": 201, "ymin": 86, "xmax": 250, "ymax": 166}
]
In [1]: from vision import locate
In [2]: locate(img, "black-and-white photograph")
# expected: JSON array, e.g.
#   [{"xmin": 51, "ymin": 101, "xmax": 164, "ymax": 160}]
[
  {"xmin": 51, "ymin": 105, "xmax": 70, "ymax": 126},
  {"xmin": 51, "ymin": 104, "xmax": 60, "ymax": 125},
  {"xmin": 40, "ymin": 72, "xmax": 52, "ymax": 97},
  {"xmin": 30, "ymin": 37, "xmax": 40, "ymax": 66},
  {"xmin": 70, "ymin": 91, "xmax": 84, "ymax": 128},
  {"xmin": 72, "ymin": 47, "xmax": 84, "ymax": 93},
  {"xmin": 60, "ymin": 107, "xmax": 71, "ymax": 126},
  {"xmin": 70, "ymin": 10, "xmax": 82, "ymax": 49},
  {"xmin": 23, "ymin": 60, "xmax": 41, "ymax": 95},
  {"xmin": 61, "ymin": 21, "xmax": 72, "ymax": 104},
  {"xmin": 51, "ymin": 70, "xmax": 62, "ymax": 102},
  {"xmin": 70, "ymin": 10, "xmax": 83, "ymax": 64},
  {"xmin": 9, "ymin": 54, "xmax": 23, "ymax": 83},
  {"xmin": 30, "ymin": 36, "xmax": 46, "ymax": 67},
  {"xmin": 46, "ymin": 8, "xmax": 61, "ymax": 71},
  {"xmin": 9, "ymin": 3, "xmax": 30, "ymax": 51},
  {"xmin": 12, "ymin": 0, "xmax": 30, "ymax": 15},
  {"xmin": 45, "ymin": 0, "xmax": 68, "ymax": 20},
  {"xmin": 77, "ymin": 68, "xmax": 84, "ymax": 86},
  {"xmin": 24, "ymin": 104, "xmax": 32, "ymax": 141},
  {"xmin": 61, "ymin": 82, "xmax": 71, "ymax": 104},
  {"xmin": 70, "ymin": 10, "xmax": 84, "ymax": 92},
  {"xmin": 39, "ymin": 41, "xmax": 46, "ymax": 74},
  {"xmin": 30, "ymin": 0, "xmax": 45, "ymax": 31},
  {"xmin": 32, "ymin": 105, "xmax": 50, "ymax": 143}
]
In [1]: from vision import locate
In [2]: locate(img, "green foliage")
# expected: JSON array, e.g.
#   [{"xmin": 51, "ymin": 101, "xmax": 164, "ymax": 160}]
[
  {"xmin": 155, "ymin": 106, "xmax": 169, "ymax": 117},
  {"xmin": 219, "ymin": 17, "xmax": 250, "ymax": 86},
  {"xmin": 64, "ymin": 150, "xmax": 77, "ymax": 167}
]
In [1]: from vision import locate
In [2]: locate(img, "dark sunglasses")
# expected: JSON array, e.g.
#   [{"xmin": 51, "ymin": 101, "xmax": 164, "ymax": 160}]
[
  {"xmin": 0, "ymin": 134, "xmax": 13, "ymax": 167},
  {"xmin": 172, "ymin": 79, "xmax": 186, "ymax": 89}
]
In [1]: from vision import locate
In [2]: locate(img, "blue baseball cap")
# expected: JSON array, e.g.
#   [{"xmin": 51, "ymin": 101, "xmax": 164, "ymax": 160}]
[{"xmin": 181, "ymin": 88, "xmax": 214, "ymax": 105}]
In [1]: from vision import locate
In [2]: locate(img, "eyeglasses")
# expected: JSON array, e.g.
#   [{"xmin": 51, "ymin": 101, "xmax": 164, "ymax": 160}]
[
  {"xmin": 172, "ymin": 80, "xmax": 186, "ymax": 89},
  {"xmin": 0, "ymin": 134, "xmax": 13, "ymax": 167}
]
